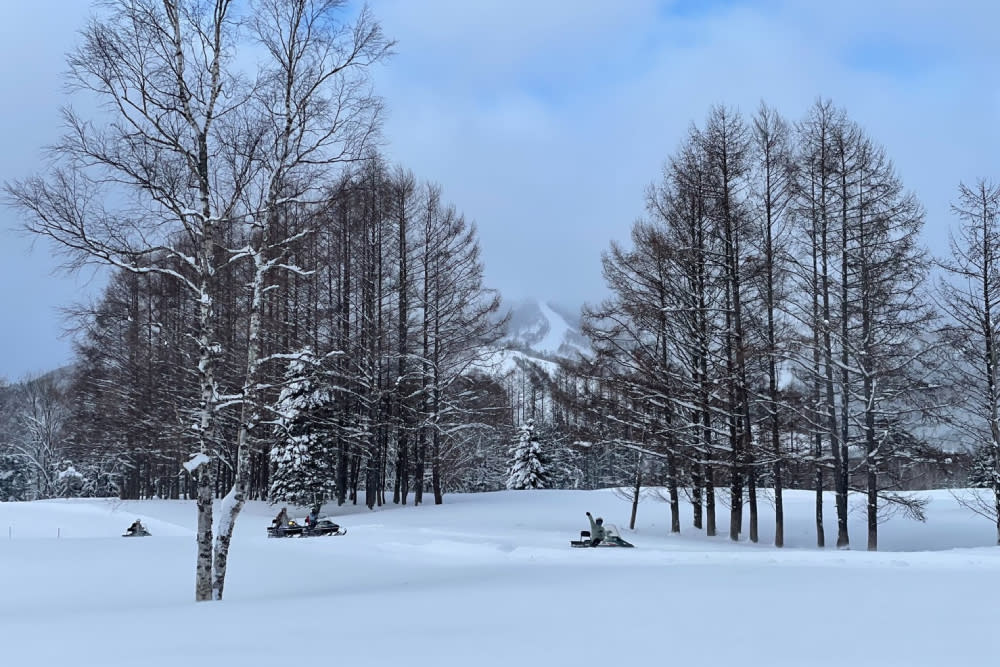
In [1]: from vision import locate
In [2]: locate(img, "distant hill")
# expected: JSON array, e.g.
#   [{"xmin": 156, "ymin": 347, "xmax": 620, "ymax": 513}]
[{"xmin": 500, "ymin": 298, "xmax": 589, "ymax": 361}]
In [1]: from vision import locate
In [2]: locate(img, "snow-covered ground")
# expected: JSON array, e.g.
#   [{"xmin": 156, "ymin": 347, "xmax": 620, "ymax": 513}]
[{"xmin": 1, "ymin": 489, "xmax": 998, "ymax": 665}]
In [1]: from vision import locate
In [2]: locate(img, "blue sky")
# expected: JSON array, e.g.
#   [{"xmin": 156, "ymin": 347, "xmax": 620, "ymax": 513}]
[{"xmin": 1, "ymin": 0, "xmax": 998, "ymax": 379}]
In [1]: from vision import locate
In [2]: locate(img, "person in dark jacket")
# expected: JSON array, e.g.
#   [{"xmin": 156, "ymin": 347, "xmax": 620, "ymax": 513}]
[
  {"xmin": 585, "ymin": 511, "xmax": 606, "ymax": 546},
  {"xmin": 272, "ymin": 507, "xmax": 289, "ymax": 529},
  {"xmin": 126, "ymin": 519, "xmax": 146, "ymax": 535}
]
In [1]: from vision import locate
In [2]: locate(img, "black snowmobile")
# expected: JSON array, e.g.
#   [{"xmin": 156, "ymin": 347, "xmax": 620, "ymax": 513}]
[
  {"xmin": 267, "ymin": 518, "xmax": 346, "ymax": 538},
  {"xmin": 570, "ymin": 524, "xmax": 634, "ymax": 548},
  {"xmin": 122, "ymin": 521, "xmax": 151, "ymax": 537}
]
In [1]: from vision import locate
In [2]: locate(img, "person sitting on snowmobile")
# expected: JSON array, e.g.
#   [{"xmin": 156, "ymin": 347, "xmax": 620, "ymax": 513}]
[
  {"xmin": 585, "ymin": 511, "xmax": 606, "ymax": 546},
  {"xmin": 126, "ymin": 519, "xmax": 145, "ymax": 536},
  {"xmin": 272, "ymin": 507, "xmax": 289, "ymax": 529},
  {"xmin": 303, "ymin": 502, "xmax": 324, "ymax": 531}
]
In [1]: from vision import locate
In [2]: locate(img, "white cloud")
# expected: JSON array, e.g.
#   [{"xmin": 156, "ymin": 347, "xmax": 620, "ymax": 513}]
[{"xmin": 372, "ymin": 0, "xmax": 1000, "ymax": 306}]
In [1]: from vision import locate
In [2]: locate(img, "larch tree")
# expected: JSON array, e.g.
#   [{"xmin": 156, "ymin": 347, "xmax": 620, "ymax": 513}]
[
  {"xmin": 418, "ymin": 196, "xmax": 504, "ymax": 504},
  {"xmin": 846, "ymin": 131, "xmax": 934, "ymax": 551},
  {"xmin": 791, "ymin": 99, "xmax": 849, "ymax": 548},
  {"xmin": 937, "ymin": 179, "xmax": 1000, "ymax": 542},
  {"xmin": 700, "ymin": 106, "xmax": 757, "ymax": 542},
  {"xmin": 664, "ymin": 141, "xmax": 723, "ymax": 536},
  {"xmin": 748, "ymin": 102, "xmax": 794, "ymax": 547},
  {"xmin": 388, "ymin": 168, "xmax": 419, "ymax": 505},
  {"xmin": 581, "ymin": 224, "xmax": 675, "ymax": 530}
]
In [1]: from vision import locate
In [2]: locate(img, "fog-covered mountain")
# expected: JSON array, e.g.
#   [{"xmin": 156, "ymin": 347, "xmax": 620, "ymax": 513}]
[{"xmin": 501, "ymin": 298, "xmax": 589, "ymax": 361}]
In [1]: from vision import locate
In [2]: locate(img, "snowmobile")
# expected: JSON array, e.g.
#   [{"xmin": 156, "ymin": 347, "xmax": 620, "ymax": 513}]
[
  {"xmin": 122, "ymin": 523, "xmax": 151, "ymax": 537},
  {"xmin": 267, "ymin": 518, "xmax": 346, "ymax": 538},
  {"xmin": 570, "ymin": 524, "xmax": 634, "ymax": 548}
]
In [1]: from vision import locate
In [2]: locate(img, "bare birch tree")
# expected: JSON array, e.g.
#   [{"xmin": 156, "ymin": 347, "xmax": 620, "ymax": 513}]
[
  {"xmin": 7, "ymin": 0, "xmax": 390, "ymax": 600},
  {"xmin": 7, "ymin": 0, "xmax": 246, "ymax": 601}
]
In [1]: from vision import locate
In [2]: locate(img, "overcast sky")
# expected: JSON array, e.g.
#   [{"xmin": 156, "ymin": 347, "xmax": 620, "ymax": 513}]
[{"xmin": 1, "ymin": 0, "xmax": 997, "ymax": 380}]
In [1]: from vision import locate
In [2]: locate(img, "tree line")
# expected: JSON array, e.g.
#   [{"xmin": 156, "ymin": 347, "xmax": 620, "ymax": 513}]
[{"xmin": 549, "ymin": 100, "xmax": 999, "ymax": 552}]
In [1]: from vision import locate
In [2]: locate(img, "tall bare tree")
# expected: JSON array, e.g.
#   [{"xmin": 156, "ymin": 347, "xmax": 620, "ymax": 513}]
[
  {"xmin": 7, "ymin": 0, "xmax": 390, "ymax": 600},
  {"xmin": 8, "ymin": 0, "xmax": 246, "ymax": 600},
  {"xmin": 938, "ymin": 180, "xmax": 1000, "ymax": 542},
  {"xmin": 749, "ymin": 102, "xmax": 794, "ymax": 547},
  {"xmin": 847, "ymin": 132, "xmax": 933, "ymax": 550},
  {"xmin": 700, "ymin": 106, "xmax": 756, "ymax": 542},
  {"xmin": 792, "ymin": 99, "xmax": 850, "ymax": 548}
]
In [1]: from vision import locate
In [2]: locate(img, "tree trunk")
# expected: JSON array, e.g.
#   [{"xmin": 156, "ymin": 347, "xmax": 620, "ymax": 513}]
[
  {"xmin": 705, "ymin": 458, "xmax": 716, "ymax": 537},
  {"xmin": 667, "ymin": 452, "xmax": 680, "ymax": 533},
  {"xmin": 213, "ymin": 228, "xmax": 271, "ymax": 599},
  {"xmin": 691, "ymin": 461, "xmax": 703, "ymax": 530},
  {"xmin": 432, "ymin": 431, "xmax": 443, "ymax": 505},
  {"xmin": 629, "ymin": 453, "xmax": 642, "ymax": 530},
  {"xmin": 194, "ymin": 136, "xmax": 218, "ymax": 601},
  {"xmin": 810, "ymin": 183, "xmax": 826, "ymax": 550},
  {"xmin": 822, "ymin": 225, "xmax": 849, "ymax": 549},
  {"xmin": 195, "ymin": 465, "xmax": 215, "ymax": 602}
]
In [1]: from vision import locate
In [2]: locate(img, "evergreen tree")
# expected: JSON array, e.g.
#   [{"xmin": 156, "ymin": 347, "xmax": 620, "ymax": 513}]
[
  {"xmin": 969, "ymin": 444, "xmax": 995, "ymax": 489},
  {"xmin": 534, "ymin": 421, "xmax": 583, "ymax": 489},
  {"xmin": 269, "ymin": 353, "xmax": 337, "ymax": 508},
  {"xmin": 0, "ymin": 453, "xmax": 29, "ymax": 501},
  {"xmin": 54, "ymin": 463, "xmax": 85, "ymax": 498},
  {"xmin": 506, "ymin": 419, "xmax": 548, "ymax": 490}
]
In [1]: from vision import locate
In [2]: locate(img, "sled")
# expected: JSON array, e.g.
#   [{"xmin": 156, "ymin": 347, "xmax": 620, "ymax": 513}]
[
  {"xmin": 570, "ymin": 528, "xmax": 634, "ymax": 548},
  {"xmin": 267, "ymin": 519, "xmax": 346, "ymax": 538}
]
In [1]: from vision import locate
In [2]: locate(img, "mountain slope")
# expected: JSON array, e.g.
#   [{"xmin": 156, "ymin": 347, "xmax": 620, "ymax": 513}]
[{"xmin": 502, "ymin": 298, "xmax": 589, "ymax": 361}]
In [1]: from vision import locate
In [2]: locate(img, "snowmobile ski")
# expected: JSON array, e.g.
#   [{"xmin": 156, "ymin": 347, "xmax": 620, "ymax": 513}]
[
  {"xmin": 570, "ymin": 525, "xmax": 634, "ymax": 548},
  {"xmin": 122, "ymin": 529, "xmax": 151, "ymax": 537},
  {"xmin": 569, "ymin": 535, "xmax": 634, "ymax": 548}
]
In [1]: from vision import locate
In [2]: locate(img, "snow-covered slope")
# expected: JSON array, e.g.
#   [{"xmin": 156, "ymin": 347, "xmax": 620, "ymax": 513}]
[
  {"xmin": 1, "ymin": 489, "xmax": 998, "ymax": 666},
  {"xmin": 501, "ymin": 298, "xmax": 589, "ymax": 361}
]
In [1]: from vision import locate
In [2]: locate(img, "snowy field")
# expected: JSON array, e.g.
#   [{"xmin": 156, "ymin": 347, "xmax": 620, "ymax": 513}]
[{"xmin": 1, "ymin": 489, "xmax": 998, "ymax": 666}]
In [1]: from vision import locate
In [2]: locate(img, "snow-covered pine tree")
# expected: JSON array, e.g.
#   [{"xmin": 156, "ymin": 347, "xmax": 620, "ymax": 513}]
[
  {"xmin": 506, "ymin": 419, "xmax": 548, "ymax": 490},
  {"xmin": 968, "ymin": 444, "xmax": 995, "ymax": 489},
  {"xmin": 269, "ymin": 352, "xmax": 337, "ymax": 508},
  {"xmin": 54, "ymin": 462, "xmax": 85, "ymax": 498},
  {"xmin": 0, "ymin": 453, "xmax": 29, "ymax": 501},
  {"xmin": 534, "ymin": 421, "xmax": 582, "ymax": 488}
]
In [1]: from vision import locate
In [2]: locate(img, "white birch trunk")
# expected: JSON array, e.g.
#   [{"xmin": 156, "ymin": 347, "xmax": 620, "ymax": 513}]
[
  {"xmin": 195, "ymin": 275, "xmax": 217, "ymax": 602},
  {"xmin": 212, "ymin": 248, "xmax": 266, "ymax": 599}
]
